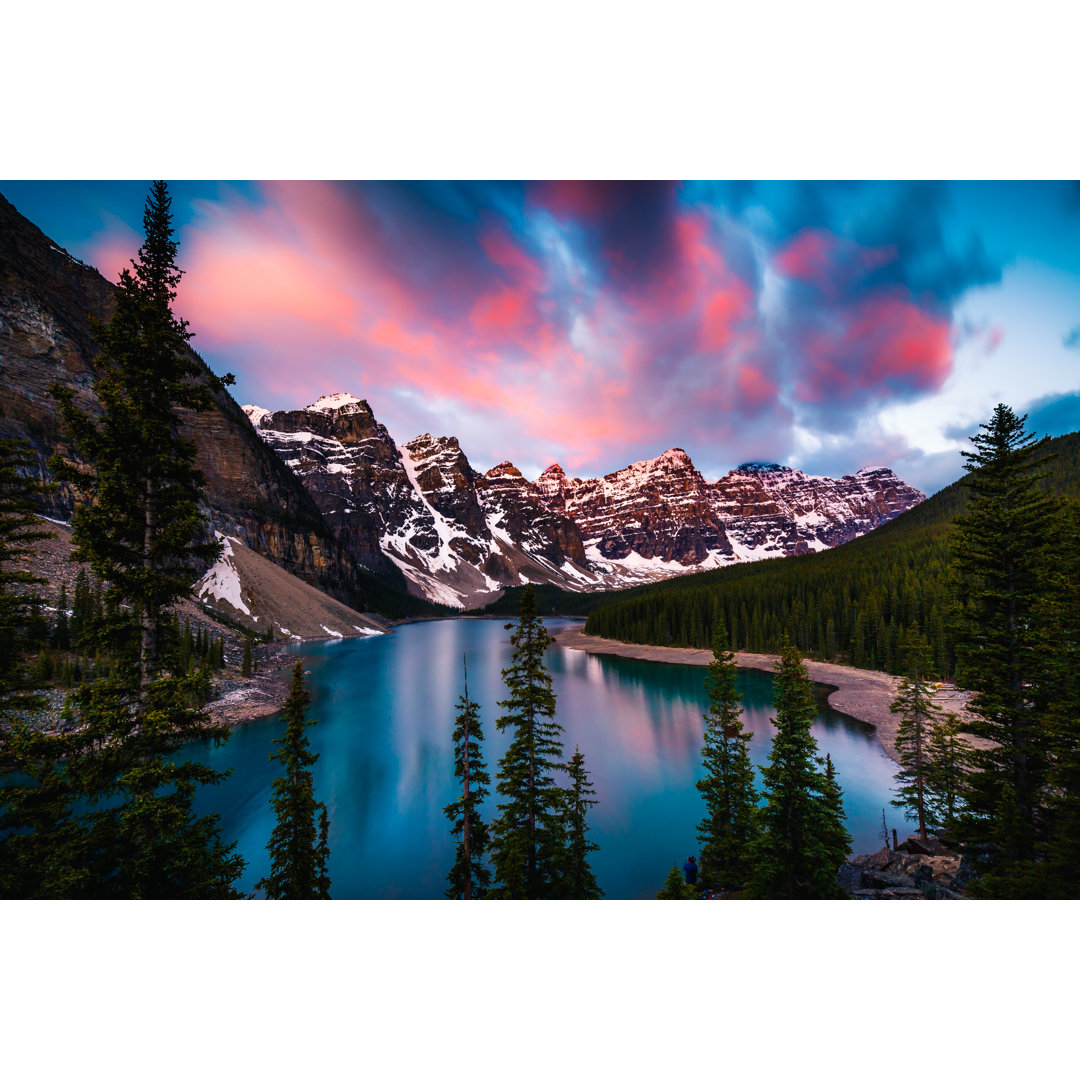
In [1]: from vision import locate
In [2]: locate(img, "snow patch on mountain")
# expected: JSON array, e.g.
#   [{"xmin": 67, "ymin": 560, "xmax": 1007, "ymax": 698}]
[
  {"xmin": 309, "ymin": 392, "xmax": 363, "ymax": 413},
  {"xmin": 242, "ymin": 404, "xmax": 271, "ymax": 428},
  {"xmin": 196, "ymin": 533, "xmax": 251, "ymax": 615}
]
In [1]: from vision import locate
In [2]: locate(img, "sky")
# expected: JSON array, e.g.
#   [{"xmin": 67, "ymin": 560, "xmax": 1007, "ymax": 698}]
[{"xmin": 4, "ymin": 179, "xmax": 1079, "ymax": 494}]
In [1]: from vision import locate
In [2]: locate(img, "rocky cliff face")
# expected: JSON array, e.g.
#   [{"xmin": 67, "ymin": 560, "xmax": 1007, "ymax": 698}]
[
  {"xmin": 0, "ymin": 191, "xmax": 368, "ymax": 609},
  {"xmin": 247, "ymin": 395, "xmax": 924, "ymax": 608}
]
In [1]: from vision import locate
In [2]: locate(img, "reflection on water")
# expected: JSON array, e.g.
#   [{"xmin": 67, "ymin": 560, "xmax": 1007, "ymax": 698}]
[{"xmin": 181, "ymin": 618, "xmax": 899, "ymax": 899}]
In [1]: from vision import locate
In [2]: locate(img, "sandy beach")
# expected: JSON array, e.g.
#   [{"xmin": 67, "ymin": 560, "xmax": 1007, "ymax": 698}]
[{"xmin": 551, "ymin": 627, "xmax": 977, "ymax": 764}]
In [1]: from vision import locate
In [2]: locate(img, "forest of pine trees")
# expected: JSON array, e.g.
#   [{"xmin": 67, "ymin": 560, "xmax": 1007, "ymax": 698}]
[{"xmin": 583, "ymin": 429, "xmax": 1080, "ymax": 679}]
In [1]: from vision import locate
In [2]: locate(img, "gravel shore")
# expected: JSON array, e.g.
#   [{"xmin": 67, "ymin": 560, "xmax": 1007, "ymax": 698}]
[{"xmin": 551, "ymin": 627, "xmax": 979, "ymax": 764}]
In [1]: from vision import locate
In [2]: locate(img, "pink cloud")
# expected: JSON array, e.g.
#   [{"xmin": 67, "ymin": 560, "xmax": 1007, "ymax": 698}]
[
  {"xmin": 797, "ymin": 293, "xmax": 953, "ymax": 404},
  {"xmin": 74, "ymin": 183, "xmax": 967, "ymax": 481}
]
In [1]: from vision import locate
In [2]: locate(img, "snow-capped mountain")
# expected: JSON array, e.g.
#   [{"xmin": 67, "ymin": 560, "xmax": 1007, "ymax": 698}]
[
  {"xmin": 243, "ymin": 396, "xmax": 602, "ymax": 607},
  {"xmin": 243, "ymin": 394, "xmax": 925, "ymax": 608}
]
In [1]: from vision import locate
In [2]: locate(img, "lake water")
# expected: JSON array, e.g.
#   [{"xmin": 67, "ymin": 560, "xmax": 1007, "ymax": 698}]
[{"xmin": 182, "ymin": 617, "xmax": 901, "ymax": 898}]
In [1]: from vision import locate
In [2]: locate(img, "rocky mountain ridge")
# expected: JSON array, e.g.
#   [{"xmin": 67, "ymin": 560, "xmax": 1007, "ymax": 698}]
[{"xmin": 244, "ymin": 394, "xmax": 925, "ymax": 608}]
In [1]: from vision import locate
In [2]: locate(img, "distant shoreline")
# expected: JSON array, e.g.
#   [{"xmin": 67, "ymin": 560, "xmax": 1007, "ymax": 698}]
[{"xmin": 550, "ymin": 627, "xmax": 974, "ymax": 765}]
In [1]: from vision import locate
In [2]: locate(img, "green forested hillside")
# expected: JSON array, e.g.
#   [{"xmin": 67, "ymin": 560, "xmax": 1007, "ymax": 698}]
[{"xmin": 581, "ymin": 429, "xmax": 1080, "ymax": 677}]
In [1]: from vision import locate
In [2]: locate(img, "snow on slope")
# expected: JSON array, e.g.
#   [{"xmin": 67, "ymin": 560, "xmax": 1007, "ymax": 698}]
[
  {"xmin": 196, "ymin": 532, "xmax": 387, "ymax": 640},
  {"xmin": 197, "ymin": 533, "xmax": 251, "ymax": 615}
]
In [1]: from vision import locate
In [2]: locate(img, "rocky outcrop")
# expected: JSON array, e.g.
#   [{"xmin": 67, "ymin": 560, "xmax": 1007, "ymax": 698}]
[{"xmin": 844, "ymin": 840, "xmax": 971, "ymax": 899}]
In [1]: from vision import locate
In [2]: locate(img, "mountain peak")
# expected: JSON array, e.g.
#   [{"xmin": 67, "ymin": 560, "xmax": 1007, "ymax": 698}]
[
  {"xmin": 659, "ymin": 447, "xmax": 691, "ymax": 463},
  {"xmin": 486, "ymin": 461, "xmax": 523, "ymax": 479},
  {"xmin": 308, "ymin": 392, "xmax": 365, "ymax": 413},
  {"xmin": 734, "ymin": 461, "xmax": 788, "ymax": 474},
  {"xmin": 242, "ymin": 404, "xmax": 271, "ymax": 428}
]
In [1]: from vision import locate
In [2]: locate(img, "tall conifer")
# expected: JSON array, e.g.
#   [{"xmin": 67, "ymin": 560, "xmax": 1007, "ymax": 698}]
[
  {"xmin": 696, "ymin": 626, "xmax": 757, "ymax": 892},
  {"xmin": 257, "ymin": 660, "xmax": 331, "ymax": 899},
  {"xmin": 951, "ymin": 404, "xmax": 1054, "ymax": 882},
  {"xmin": 559, "ymin": 747, "xmax": 603, "ymax": 899},
  {"xmin": 489, "ymin": 584, "xmax": 567, "ymax": 899},
  {"xmin": 748, "ymin": 644, "xmax": 849, "ymax": 899},
  {"xmin": 43, "ymin": 181, "xmax": 243, "ymax": 898},
  {"xmin": 444, "ymin": 657, "xmax": 490, "ymax": 899},
  {"xmin": 890, "ymin": 626, "xmax": 950, "ymax": 839}
]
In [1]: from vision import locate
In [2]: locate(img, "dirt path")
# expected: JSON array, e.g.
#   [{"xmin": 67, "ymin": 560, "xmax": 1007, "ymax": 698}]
[{"xmin": 550, "ymin": 628, "xmax": 978, "ymax": 764}]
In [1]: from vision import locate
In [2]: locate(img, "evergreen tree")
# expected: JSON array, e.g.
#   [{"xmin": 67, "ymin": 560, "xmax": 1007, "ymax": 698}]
[
  {"xmin": 951, "ymin": 404, "xmax": 1055, "ymax": 882},
  {"xmin": 923, "ymin": 713, "xmax": 967, "ymax": 834},
  {"xmin": 656, "ymin": 864, "xmax": 696, "ymax": 899},
  {"xmin": 71, "ymin": 568, "xmax": 92, "ymax": 652},
  {"xmin": 747, "ymin": 644, "xmax": 849, "ymax": 899},
  {"xmin": 256, "ymin": 660, "xmax": 331, "ymax": 899},
  {"xmin": 241, "ymin": 635, "xmax": 252, "ymax": 678},
  {"xmin": 444, "ymin": 657, "xmax": 490, "ymax": 899},
  {"xmin": 1037, "ymin": 500, "xmax": 1080, "ymax": 897},
  {"xmin": 820, "ymin": 754, "xmax": 852, "ymax": 878},
  {"xmin": 890, "ymin": 626, "xmax": 949, "ymax": 839},
  {"xmin": 558, "ymin": 747, "xmax": 603, "ymax": 899},
  {"xmin": 51, "ymin": 181, "xmax": 234, "ymax": 692},
  {"xmin": 489, "ymin": 584, "xmax": 567, "ymax": 899},
  {"xmin": 41, "ymin": 181, "xmax": 243, "ymax": 898},
  {"xmin": 696, "ymin": 626, "xmax": 757, "ymax": 892}
]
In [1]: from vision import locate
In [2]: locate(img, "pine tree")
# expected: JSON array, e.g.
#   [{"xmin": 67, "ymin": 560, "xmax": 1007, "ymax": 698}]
[
  {"xmin": 1037, "ymin": 500, "xmax": 1080, "ymax": 897},
  {"xmin": 890, "ymin": 626, "xmax": 950, "ymax": 839},
  {"xmin": 489, "ymin": 584, "xmax": 567, "ymax": 899},
  {"xmin": 241, "ymin": 635, "xmax": 252, "ymax": 678},
  {"xmin": 951, "ymin": 404, "xmax": 1055, "ymax": 882},
  {"xmin": 71, "ymin": 568, "xmax": 92, "ymax": 652},
  {"xmin": 820, "ymin": 754, "xmax": 852, "ymax": 881},
  {"xmin": 656, "ymin": 864, "xmax": 696, "ymax": 899},
  {"xmin": 51, "ymin": 181, "xmax": 233, "ymax": 693},
  {"xmin": 444, "ymin": 657, "xmax": 490, "ymax": 899},
  {"xmin": 42, "ymin": 181, "xmax": 243, "ymax": 898},
  {"xmin": 696, "ymin": 626, "xmax": 757, "ymax": 892},
  {"xmin": 747, "ymin": 643, "xmax": 849, "ymax": 899},
  {"xmin": 923, "ymin": 713, "xmax": 967, "ymax": 834},
  {"xmin": 256, "ymin": 660, "xmax": 331, "ymax": 899},
  {"xmin": 558, "ymin": 747, "xmax": 602, "ymax": 899}
]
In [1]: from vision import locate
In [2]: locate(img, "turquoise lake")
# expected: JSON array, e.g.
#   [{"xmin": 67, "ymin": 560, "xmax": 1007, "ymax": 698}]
[{"xmin": 182, "ymin": 617, "xmax": 901, "ymax": 898}]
